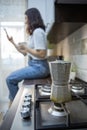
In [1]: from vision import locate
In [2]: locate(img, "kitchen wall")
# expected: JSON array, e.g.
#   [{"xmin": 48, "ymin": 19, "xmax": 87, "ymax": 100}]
[
  {"xmin": 56, "ymin": 24, "xmax": 87, "ymax": 82},
  {"xmin": 56, "ymin": 24, "xmax": 87, "ymax": 60}
]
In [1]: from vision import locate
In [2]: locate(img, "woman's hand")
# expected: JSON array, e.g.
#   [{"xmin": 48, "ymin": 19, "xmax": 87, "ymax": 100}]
[
  {"xmin": 18, "ymin": 43, "xmax": 28, "ymax": 51},
  {"xmin": 17, "ymin": 44, "xmax": 28, "ymax": 56},
  {"xmin": 4, "ymin": 28, "xmax": 27, "ymax": 56},
  {"xmin": 7, "ymin": 36, "xmax": 14, "ymax": 44},
  {"xmin": 4, "ymin": 28, "xmax": 14, "ymax": 44}
]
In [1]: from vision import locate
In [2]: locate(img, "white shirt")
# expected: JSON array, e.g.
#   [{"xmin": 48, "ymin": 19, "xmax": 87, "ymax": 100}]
[{"xmin": 27, "ymin": 28, "xmax": 47, "ymax": 60}]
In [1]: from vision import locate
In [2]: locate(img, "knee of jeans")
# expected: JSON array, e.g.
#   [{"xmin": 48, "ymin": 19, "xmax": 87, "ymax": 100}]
[{"xmin": 6, "ymin": 76, "xmax": 11, "ymax": 85}]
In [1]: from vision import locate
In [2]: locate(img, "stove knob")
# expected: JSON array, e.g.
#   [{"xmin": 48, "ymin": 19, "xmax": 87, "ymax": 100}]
[
  {"xmin": 22, "ymin": 101, "xmax": 31, "ymax": 108},
  {"xmin": 24, "ymin": 97, "xmax": 31, "ymax": 102},
  {"xmin": 25, "ymin": 94, "xmax": 32, "ymax": 99},
  {"xmin": 20, "ymin": 107, "xmax": 30, "ymax": 119}
]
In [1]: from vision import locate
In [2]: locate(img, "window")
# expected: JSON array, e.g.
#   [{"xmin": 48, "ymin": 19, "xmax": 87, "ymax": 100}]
[
  {"xmin": 1, "ymin": 22, "xmax": 24, "ymax": 60},
  {"xmin": 0, "ymin": 0, "xmax": 27, "ymax": 102}
]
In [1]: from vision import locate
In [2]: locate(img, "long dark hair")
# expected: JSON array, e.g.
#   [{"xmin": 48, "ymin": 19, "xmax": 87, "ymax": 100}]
[{"xmin": 25, "ymin": 8, "xmax": 45, "ymax": 35}]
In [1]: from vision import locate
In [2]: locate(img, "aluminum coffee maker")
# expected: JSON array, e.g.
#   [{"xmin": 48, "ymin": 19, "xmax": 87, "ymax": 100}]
[{"xmin": 48, "ymin": 60, "xmax": 71, "ymax": 116}]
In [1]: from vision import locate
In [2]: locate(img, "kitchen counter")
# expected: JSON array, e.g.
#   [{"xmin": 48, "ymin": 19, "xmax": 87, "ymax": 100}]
[{"xmin": 0, "ymin": 85, "xmax": 35, "ymax": 130}]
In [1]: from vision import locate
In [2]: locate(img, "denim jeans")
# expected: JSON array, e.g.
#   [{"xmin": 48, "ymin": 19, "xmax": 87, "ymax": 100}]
[{"xmin": 6, "ymin": 59, "xmax": 50, "ymax": 101}]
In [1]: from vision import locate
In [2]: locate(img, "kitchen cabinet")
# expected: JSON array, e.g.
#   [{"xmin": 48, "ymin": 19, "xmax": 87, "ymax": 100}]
[
  {"xmin": 55, "ymin": 2, "xmax": 87, "ymax": 22},
  {"xmin": 47, "ymin": 1, "xmax": 87, "ymax": 43},
  {"xmin": 56, "ymin": 0, "xmax": 87, "ymax": 4}
]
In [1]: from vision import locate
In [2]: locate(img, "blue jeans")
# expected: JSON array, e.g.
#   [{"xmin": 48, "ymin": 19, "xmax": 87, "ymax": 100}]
[{"xmin": 6, "ymin": 59, "xmax": 50, "ymax": 101}]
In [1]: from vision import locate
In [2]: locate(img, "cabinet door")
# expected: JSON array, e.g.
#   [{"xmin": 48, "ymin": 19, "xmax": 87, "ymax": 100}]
[{"xmin": 56, "ymin": 0, "xmax": 87, "ymax": 4}]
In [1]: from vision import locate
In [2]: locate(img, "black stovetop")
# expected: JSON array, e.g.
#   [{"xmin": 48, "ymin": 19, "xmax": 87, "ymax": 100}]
[
  {"xmin": 35, "ymin": 99, "xmax": 87, "ymax": 130},
  {"xmin": 35, "ymin": 79, "xmax": 87, "ymax": 130}
]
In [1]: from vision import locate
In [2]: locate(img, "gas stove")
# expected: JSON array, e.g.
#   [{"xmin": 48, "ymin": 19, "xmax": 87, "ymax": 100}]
[
  {"xmin": 10, "ymin": 80, "xmax": 87, "ymax": 130},
  {"xmin": 34, "ymin": 79, "xmax": 87, "ymax": 130},
  {"xmin": 35, "ymin": 78, "xmax": 87, "ymax": 100}
]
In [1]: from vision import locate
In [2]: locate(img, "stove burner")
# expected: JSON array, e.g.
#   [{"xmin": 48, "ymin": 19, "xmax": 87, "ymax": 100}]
[
  {"xmin": 48, "ymin": 103, "xmax": 67, "ymax": 117},
  {"xmin": 39, "ymin": 85, "xmax": 51, "ymax": 96},
  {"xmin": 72, "ymin": 86, "xmax": 83, "ymax": 90},
  {"xmin": 71, "ymin": 85, "xmax": 85, "ymax": 94}
]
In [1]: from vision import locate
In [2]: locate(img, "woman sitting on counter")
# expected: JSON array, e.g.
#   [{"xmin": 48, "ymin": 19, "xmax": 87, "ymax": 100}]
[{"xmin": 5, "ymin": 8, "xmax": 50, "ymax": 106}]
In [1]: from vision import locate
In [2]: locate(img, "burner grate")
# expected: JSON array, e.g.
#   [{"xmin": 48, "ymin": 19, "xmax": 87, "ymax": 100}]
[
  {"xmin": 69, "ymin": 79, "xmax": 87, "ymax": 98},
  {"xmin": 35, "ymin": 101, "xmax": 70, "ymax": 129}
]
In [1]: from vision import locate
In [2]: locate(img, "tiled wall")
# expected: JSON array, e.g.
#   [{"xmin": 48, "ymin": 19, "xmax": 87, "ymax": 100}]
[{"xmin": 56, "ymin": 24, "xmax": 87, "ymax": 61}]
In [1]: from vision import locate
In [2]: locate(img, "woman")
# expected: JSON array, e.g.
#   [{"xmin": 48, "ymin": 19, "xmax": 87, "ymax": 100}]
[{"xmin": 6, "ymin": 8, "xmax": 50, "ymax": 104}]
